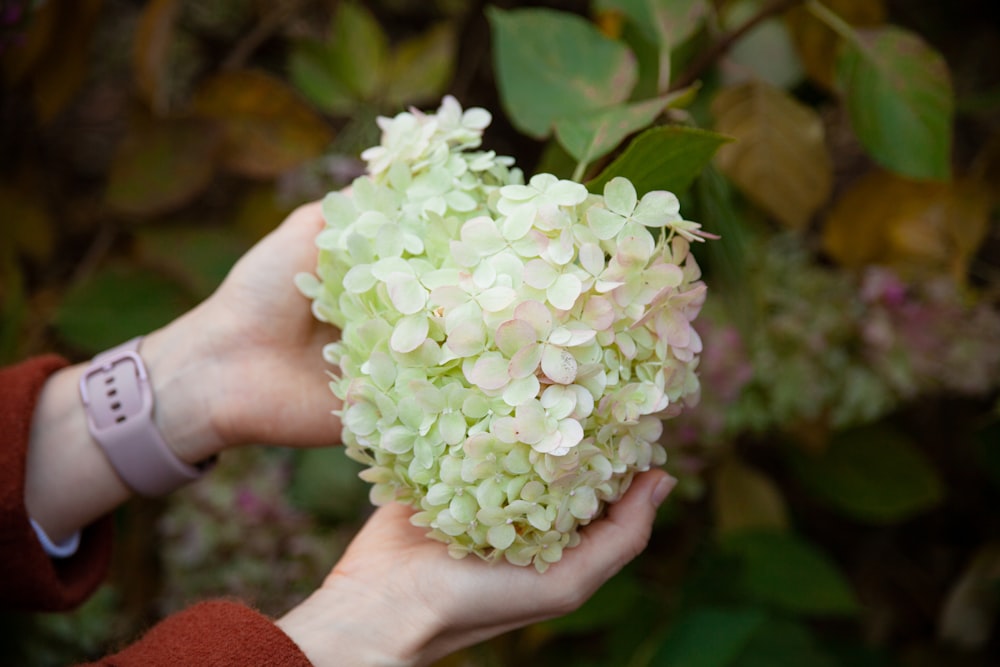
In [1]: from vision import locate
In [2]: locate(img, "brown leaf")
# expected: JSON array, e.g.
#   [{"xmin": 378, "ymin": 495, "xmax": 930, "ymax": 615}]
[
  {"xmin": 193, "ymin": 69, "xmax": 334, "ymax": 179},
  {"xmin": 939, "ymin": 543, "xmax": 1000, "ymax": 649},
  {"xmin": 822, "ymin": 170, "xmax": 991, "ymax": 281},
  {"xmin": 0, "ymin": 185, "xmax": 53, "ymax": 262},
  {"xmin": 106, "ymin": 115, "xmax": 220, "ymax": 218},
  {"xmin": 26, "ymin": 0, "xmax": 104, "ymax": 123},
  {"xmin": 786, "ymin": 0, "xmax": 886, "ymax": 90},
  {"xmin": 1, "ymin": 1, "xmax": 57, "ymax": 84},
  {"xmin": 133, "ymin": 0, "xmax": 181, "ymax": 115},
  {"xmin": 712, "ymin": 81, "xmax": 833, "ymax": 230},
  {"xmin": 712, "ymin": 455, "xmax": 789, "ymax": 536}
]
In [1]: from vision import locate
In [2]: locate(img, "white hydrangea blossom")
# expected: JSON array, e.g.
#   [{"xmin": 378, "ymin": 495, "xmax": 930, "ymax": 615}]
[{"xmin": 298, "ymin": 96, "xmax": 711, "ymax": 572}]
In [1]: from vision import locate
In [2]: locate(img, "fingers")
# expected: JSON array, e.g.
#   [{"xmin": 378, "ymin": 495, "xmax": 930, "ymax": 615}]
[{"xmin": 567, "ymin": 469, "xmax": 675, "ymax": 582}]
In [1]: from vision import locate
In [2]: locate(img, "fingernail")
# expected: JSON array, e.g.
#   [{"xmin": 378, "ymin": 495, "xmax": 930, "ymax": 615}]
[{"xmin": 651, "ymin": 474, "xmax": 677, "ymax": 507}]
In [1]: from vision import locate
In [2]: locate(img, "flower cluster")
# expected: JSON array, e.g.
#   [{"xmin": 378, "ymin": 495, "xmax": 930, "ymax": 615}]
[{"xmin": 298, "ymin": 97, "xmax": 711, "ymax": 571}]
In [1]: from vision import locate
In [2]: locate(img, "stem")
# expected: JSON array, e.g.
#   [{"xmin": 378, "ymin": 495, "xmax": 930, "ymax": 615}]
[
  {"xmin": 804, "ymin": 0, "xmax": 861, "ymax": 45},
  {"xmin": 670, "ymin": 0, "xmax": 805, "ymax": 92},
  {"xmin": 572, "ymin": 160, "xmax": 588, "ymax": 183}
]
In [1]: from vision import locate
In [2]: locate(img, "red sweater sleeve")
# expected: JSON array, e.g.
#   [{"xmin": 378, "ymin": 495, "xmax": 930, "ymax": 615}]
[
  {"xmin": 0, "ymin": 355, "xmax": 113, "ymax": 611},
  {"xmin": 80, "ymin": 600, "xmax": 313, "ymax": 667}
]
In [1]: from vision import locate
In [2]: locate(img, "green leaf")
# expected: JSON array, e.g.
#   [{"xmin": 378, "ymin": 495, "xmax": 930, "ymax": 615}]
[
  {"xmin": 487, "ymin": 7, "xmax": 637, "ymax": 138},
  {"xmin": 383, "ymin": 22, "xmax": 456, "ymax": 107},
  {"xmin": 835, "ymin": 26, "xmax": 953, "ymax": 180},
  {"xmin": 595, "ymin": 0, "xmax": 708, "ymax": 89},
  {"xmin": 288, "ymin": 38, "xmax": 360, "ymax": 116},
  {"xmin": 329, "ymin": 2, "xmax": 388, "ymax": 100},
  {"xmin": 542, "ymin": 568, "xmax": 643, "ymax": 634},
  {"xmin": 587, "ymin": 125, "xmax": 731, "ymax": 196},
  {"xmin": 649, "ymin": 606, "xmax": 767, "ymax": 667},
  {"xmin": 53, "ymin": 264, "xmax": 194, "ymax": 354},
  {"xmin": 731, "ymin": 617, "xmax": 839, "ymax": 667},
  {"xmin": 288, "ymin": 447, "xmax": 369, "ymax": 522},
  {"xmin": 106, "ymin": 117, "xmax": 219, "ymax": 218},
  {"xmin": 555, "ymin": 87, "xmax": 697, "ymax": 168},
  {"xmin": 786, "ymin": 423, "xmax": 945, "ymax": 523},
  {"xmin": 722, "ymin": 531, "xmax": 859, "ymax": 616},
  {"xmin": 135, "ymin": 227, "xmax": 250, "ymax": 299}
]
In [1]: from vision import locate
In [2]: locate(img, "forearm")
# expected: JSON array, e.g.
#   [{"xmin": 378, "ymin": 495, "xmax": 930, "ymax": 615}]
[{"xmin": 24, "ymin": 310, "xmax": 226, "ymax": 544}]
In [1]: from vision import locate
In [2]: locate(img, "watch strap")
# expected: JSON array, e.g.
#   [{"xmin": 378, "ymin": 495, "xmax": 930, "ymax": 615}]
[{"xmin": 80, "ymin": 337, "xmax": 213, "ymax": 497}]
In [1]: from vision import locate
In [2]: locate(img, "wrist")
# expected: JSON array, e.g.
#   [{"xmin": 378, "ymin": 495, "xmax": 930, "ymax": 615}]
[
  {"xmin": 140, "ymin": 311, "xmax": 231, "ymax": 463},
  {"xmin": 277, "ymin": 575, "xmax": 440, "ymax": 667}
]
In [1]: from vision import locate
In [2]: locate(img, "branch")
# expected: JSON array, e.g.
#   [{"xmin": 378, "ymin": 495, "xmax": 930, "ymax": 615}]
[{"xmin": 669, "ymin": 0, "xmax": 805, "ymax": 92}]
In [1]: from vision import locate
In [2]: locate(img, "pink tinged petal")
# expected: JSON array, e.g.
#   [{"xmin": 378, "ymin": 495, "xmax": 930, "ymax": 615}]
[
  {"xmin": 508, "ymin": 344, "xmax": 544, "ymax": 379},
  {"xmin": 488, "ymin": 523, "xmax": 517, "ymax": 550},
  {"xmin": 466, "ymin": 353, "xmax": 511, "ymax": 391},
  {"xmin": 387, "ymin": 274, "xmax": 428, "ymax": 315},
  {"xmin": 547, "ymin": 274, "xmax": 583, "ymax": 311},
  {"xmin": 568, "ymin": 486, "xmax": 599, "ymax": 519},
  {"xmin": 476, "ymin": 286, "xmax": 517, "ymax": 312},
  {"xmin": 541, "ymin": 344, "xmax": 578, "ymax": 384},
  {"xmin": 501, "ymin": 205, "xmax": 535, "ymax": 240},
  {"xmin": 582, "ymin": 296, "xmax": 616, "ymax": 331},
  {"xmin": 514, "ymin": 401, "xmax": 548, "ymax": 444},
  {"xmin": 512, "ymin": 230, "xmax": 546, "ymax": 258},
  {"xmin": 390, "ymin": 313, "xmax": 429, "ymax": 353},
  {"xmin": 492, "ymin": 416, "xmax": 519, "ymax": 443},
  {"xmin": 496, "ymin": 319, "xmax": 538, "ymax": 357},
  {"xmin": 503, "ymin": 375, "xmax": 540, "ymax": 407},
  {"xmin": 514, "ymin": 300, "xmax": 553, "ymax": 338},
  {"xmin": 603, "ymin": 177, "xmax": 638, "ymax": 216},
  {"xmin": 431, "ymin": 285, "xmax": 470, "ymax": 309},
  {"xmin": 587, "ymin": 207, "xmax": 626, "ymax": 240},
  {"xmin": 523, "ymin": 259, "xmax": 558, "ymax": 289},
  {"xmin": 446, "ymin": 320, "xmax": 485, "ymax": 357},
  {"xmin": 460, "ymin": 216, "xmax": 506, "ymax": 255},
  {"xmin": 343, "ymin": 265, "xmax": 377, "ymax": 293},
  {"xmin": 532, "ymin": 431, "xmax": 564, "ymax": 454}
]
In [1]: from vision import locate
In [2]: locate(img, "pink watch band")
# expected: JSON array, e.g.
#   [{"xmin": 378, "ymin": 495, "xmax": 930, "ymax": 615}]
[{"xmin": 80, "ymin": 337, "xmax": 214, "ymax": 496}]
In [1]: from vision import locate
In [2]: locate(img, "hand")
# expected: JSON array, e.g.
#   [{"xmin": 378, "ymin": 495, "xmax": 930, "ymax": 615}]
[
  {"xmin": 276, "ymin": 469, "xmax": 676, "ymax": 667},
  {"xmin": 142, "ymin": 201, "xmax": 342, "ymax": 462}
]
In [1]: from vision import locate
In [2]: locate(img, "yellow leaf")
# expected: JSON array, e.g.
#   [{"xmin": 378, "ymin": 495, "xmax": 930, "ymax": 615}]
[
  {"xmin": 193, "ymin": 69, "xmax": 335, "ymax": 179},
  {"xmin": 786, "ymin": 0, "xmax": 886, "ymax": 90},
  {"xmin": 712, "ymin": 81, "xmax": 832, "ymax": 230},
  {"xmin": 822, "ymin": 169, "xmax": 991, "ymax": 281},
  {"xmin": 133, "ymin": 0, "xmax": 181, "ymax": 115},
  {"xmin": 712, "ymin": 455, "xmax": 789, "ymax": 536}
]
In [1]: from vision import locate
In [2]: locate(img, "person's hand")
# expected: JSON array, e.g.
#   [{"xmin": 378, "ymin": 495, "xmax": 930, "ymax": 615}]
[
  {"xmin": 276, "ymin": 469, "xmax": 676, "ymax": 667},
  {"xmin": 142, "ymin": 201, "xmax": 342, "ymax": 463}
]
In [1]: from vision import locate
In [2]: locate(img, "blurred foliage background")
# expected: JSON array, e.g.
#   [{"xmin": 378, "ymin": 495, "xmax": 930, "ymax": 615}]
[{"xmin": 2, "ymin": 0, "xmax": 1000, "ymax": 665}]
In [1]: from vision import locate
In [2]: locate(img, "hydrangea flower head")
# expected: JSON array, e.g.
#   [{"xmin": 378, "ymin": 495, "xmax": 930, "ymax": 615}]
[{"xmin": 298, "ymin": 96, "xmax": 711, "ymax": 571}]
